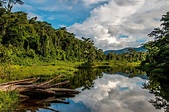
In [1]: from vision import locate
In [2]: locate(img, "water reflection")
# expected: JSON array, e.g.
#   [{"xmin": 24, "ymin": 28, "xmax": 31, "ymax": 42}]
[
  {"xmin": 36, "ymin": 73, "xmax": 162, "ymax": 112},
  {"xmin": 72, "ymin": 73, "xmax": 162, "ymax": 112},
  {"xmin": 17, "ymin": 89, "xmax": 78, "ymax": 112},
  {"xmin": 69, "ymin": 69, "xmax": 103, "ymax": 90},
  {"xmin": 143, "ymin": 73, "xmax": 169, "ymax": 112},
  {"xmin": 101, "ymin": 66, "xmax": 146, "ymax": 78},
  {"xmin": 69, "ymin": 66, "xmax": 146, "ymax": 90},
  {"xmin": 17, "ymin": 66, "xmax": 162, "ymax": 112}
]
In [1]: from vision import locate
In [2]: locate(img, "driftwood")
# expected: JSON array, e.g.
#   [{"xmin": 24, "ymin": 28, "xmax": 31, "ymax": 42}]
[
  {"xmin": 0, "ymin": 75, "xmax": 80, "ymax": 99},
  {"xmin": 0, "ymin": 76, "xmax": 80, "ymax": 111}
]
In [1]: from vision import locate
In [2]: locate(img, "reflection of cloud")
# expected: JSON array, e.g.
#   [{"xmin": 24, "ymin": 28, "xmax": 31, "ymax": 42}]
[{"xmin": 73, "ymin": 74, "xmax": 163, "ymax": 112}]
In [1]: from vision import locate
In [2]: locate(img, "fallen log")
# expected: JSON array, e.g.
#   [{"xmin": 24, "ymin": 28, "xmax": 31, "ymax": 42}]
[
  {"xmin": 35, "ymin": 75, "xmax": 62, "ymax": 86},
  {"xmin": 49, "ymin": 80, "xmax": 70, "ymax": 88},
  {"xmin": 0, "ymin": 76, "xmax": 80, "ymax": 101},
  {"xmin": 0, "ymin": 77, "xmax": 40, "ymax": 86},
  {"xmin": 0, "ymin": 80, "xmax": 70, "ymax": 92}
]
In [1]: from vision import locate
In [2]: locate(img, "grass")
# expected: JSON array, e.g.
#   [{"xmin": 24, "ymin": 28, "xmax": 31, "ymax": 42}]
[
  {"xmin": 0, "ymin": 60, "xmax": 142, "ymax": 83},
  {"xmin": 0, "ymin": 60, "xmax": 83, "ymax": 83},
  {"xmin": 0, "ymin": 91, "xmax": 18, "ymax": 111}
]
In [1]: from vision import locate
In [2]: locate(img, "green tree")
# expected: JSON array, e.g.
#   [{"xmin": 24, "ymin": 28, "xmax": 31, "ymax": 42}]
[
  {"xmin": 1, "ymin": 0, "xmax": 23, "ymax": 12},
  {"xmin": 141, "ymin": 12, "xmax": 169, "ymax": 77}
]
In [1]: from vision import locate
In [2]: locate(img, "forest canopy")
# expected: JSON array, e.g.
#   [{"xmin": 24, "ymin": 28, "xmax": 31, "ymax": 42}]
[{"xmin": 0, "ymin": 2, "xmax": 107, "ymax": 64}]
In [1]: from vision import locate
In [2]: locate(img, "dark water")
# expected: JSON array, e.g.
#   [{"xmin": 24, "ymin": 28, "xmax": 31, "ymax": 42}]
[{"xmin": 19, "ymin": 67, "xmax": 168, "ymax": 112}]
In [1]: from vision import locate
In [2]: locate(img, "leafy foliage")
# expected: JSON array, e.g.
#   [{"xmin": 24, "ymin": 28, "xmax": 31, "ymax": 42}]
[
  {"xmin": 141, "ymin": 12, "xmax": 169, "ymax": 77},
  {"xmin": 106, "ymin": 50, "xmax": 146, "ymax": 62},
  {"xmin": 0, "ymin": 91, "xmax": 18, "ymax": 111},
  {"xmin": 0, "ymin": 7, "xmax": 105, "ymax": 64}
]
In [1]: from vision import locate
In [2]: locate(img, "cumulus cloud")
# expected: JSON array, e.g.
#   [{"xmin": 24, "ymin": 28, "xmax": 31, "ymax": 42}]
[
  {"xmin": 68, "ymin": 0, "xmax": 169, "ymax": 50},
  {"xmin": 73, "ymin": 74, "xmax": 163, "ymax": 112}
]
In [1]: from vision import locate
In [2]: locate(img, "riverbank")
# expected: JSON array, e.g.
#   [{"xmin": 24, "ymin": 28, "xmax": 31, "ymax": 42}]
[
  {"xmin": 78, "ymin": 60, "xmax": 141, "ymax": 69},
  {"xmin": 0, "ymin": 60, "xmax": 141, "ymax": 83},
  {"xmin": 0, "ymin": 60, "xmax": 83, "ymax": 83},
  {"xmin": 0, "ymin": 60, "xmax": 142, "ymax": 111}
]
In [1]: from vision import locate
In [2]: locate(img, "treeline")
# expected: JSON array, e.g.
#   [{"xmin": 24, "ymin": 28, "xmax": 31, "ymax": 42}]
[{"xmin": 106, "ymin": 49, "xmax": 146, "ymax": 62}]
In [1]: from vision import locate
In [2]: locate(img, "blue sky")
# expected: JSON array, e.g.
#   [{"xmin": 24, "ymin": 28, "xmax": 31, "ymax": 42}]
[
  {"xmin": 13, "ymin": 0, "xmax": 169, "ymax": 50},
  {"xmin": 13, "ymin": 0, "xmax": 107, "ymax": 28}
]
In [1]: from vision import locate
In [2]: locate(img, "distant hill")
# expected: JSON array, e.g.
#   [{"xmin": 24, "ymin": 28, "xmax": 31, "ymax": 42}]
[{"xmin": 104, "ymin": 46, "xmax": 147, "ymax": 54}]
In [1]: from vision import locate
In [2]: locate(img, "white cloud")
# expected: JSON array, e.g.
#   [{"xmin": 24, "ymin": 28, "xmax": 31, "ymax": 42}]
[
  {"xmin": 68, "ymin": 0, "xmax": 169, "ymax": 50},
  {"xmin": 73, "ymin": 74, "xmax": 163, "ymax": 112},
  {"xmin": 27, "ymin": 12, "xmax": 43, "ymax": 21},
  {"xmin": 82, "ymin": 0, "xmax": 108, "ymax": 6}
]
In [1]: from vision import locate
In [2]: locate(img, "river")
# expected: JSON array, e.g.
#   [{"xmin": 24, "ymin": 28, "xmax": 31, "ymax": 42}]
[{"xmin": 17, "ymin": 67, "xmax": 168, "ymax": 112}]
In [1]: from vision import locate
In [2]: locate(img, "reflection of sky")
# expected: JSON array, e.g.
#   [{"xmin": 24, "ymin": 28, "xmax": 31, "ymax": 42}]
[
  {"xmin": 38, "ymin": 99, "xmax": 90, "ymax": 112},
  {"xmin": 38, "ymin": 73, "xmax": 163, "ymax": 112}
]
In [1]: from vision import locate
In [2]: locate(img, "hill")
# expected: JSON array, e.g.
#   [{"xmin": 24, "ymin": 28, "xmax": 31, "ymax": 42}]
[{"xmin": 104, "ymin": 46, "xmax": 147, "ymax": 54}]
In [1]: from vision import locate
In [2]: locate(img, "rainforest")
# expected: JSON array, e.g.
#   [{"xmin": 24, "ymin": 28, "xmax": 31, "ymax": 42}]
[{"xmin": 0, "ymin": 0, "xmax": 169, "ymax": 112}]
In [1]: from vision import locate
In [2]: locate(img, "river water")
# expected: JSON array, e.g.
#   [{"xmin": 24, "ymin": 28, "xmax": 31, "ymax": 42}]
[{"xmin": 34, "ymin": 68, "xmax": 165, "ymax": 112}]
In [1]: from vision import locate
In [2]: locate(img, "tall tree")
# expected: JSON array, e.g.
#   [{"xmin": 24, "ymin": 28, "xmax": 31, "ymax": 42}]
[{"xmin": 1, "ymin": 0, "xmax": 24, "ymax": 12}]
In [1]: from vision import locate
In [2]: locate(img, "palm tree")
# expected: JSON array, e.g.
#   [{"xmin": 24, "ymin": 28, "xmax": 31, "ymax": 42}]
[{"xmin": 1, "ymin": 0, "xmax": 24, "ymax": 12}]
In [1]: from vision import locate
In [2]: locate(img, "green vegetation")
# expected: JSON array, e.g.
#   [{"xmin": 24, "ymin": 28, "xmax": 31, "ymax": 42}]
[
  {"xmin": 0, "ymin": 7, "xmax": 105, "ymax": 64},
  {"xmin": 0, "ymin": 61, "xmax": 82, "ymax": 83},
  {"xmin": 106, "ymin": 48, "xmax": 146, "ymax": 62},
  {"xmin": 141, "ymin": 12, "xmax": 169, "ymax": 104},
  {"xmin": 0, "ymin": 91, "xmax": 18, "ymax": 111},
  {"xmin": 141, "ymin": 12, "xmax": 169, "ymax": 77}
]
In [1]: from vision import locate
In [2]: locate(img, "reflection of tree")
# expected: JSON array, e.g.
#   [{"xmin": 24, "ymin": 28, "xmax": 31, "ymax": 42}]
[
  {"xmin": 143, "ymin": 73, "xmax": 169, "ymax": 112},
  {"xmin": 17, "ymin": 97, "xmax": 69, "ymax": 112},
  {"xmin": 69, "ymin": 69, "xmax": 103, "ymax": 90},
  {"xmin": 102, "ymin": 66, "xmax": 145, "ymax": 77},
  {"xmin": 140, "ymin": 13, "xmax": 169, "ymax": 112},
  {"xmin": 69, "ymin": 66, "xmax": 145, "ymax": 90}
]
